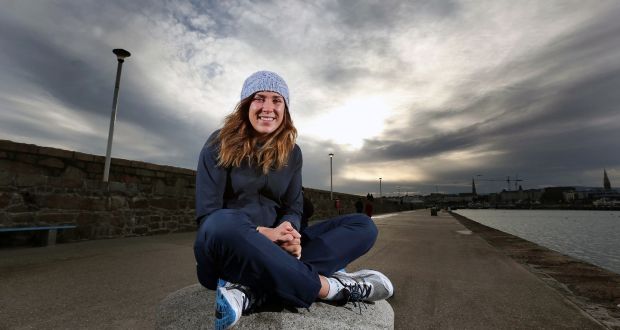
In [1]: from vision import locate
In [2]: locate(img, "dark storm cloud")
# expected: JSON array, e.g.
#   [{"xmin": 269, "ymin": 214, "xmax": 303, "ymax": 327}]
[
  {"xmin": 323, "ymin": 0, "xmax": 459, "ymax": 30},
  {"xmin": 175, "ymin": 0, "xmax": 239, "ymax": 38},
  {"xmin": 0, "ymin": 1, "xmax": 221, "ymax": 169},
  {"xmin": 0, "ymin": 19, "xmax": 108, "ymax": 117},
  {"xmin": 309, "ymin": 0, "xmax": 458, "ymax": 95},
  {"xmin": 2, "ymin": 0, "xmax": 619, "ymax": 195},
  {"xmin": 359, "ymin": 6, "xmax": 620, "ymax": 178}
]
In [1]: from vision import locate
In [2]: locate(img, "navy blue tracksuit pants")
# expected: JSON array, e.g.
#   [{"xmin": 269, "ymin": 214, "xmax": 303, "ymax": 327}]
[{"xmin": 194, "ymin": 210, "xmax": 378, "ymax": 308}]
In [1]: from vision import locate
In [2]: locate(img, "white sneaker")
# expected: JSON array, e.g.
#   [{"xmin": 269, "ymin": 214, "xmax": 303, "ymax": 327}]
[
  {"xmin": 331, "ymin": 269, "xmax": 394, "ymax": 302},
  {"xmin": 215, "ymin": 281, "xmax": 252, "ymax": 330}
]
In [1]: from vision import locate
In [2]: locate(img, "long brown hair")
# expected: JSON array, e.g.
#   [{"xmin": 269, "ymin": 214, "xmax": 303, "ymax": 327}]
[{"xmin": 215, "ymin": 94, "xmax": 297, "ymax": 174}]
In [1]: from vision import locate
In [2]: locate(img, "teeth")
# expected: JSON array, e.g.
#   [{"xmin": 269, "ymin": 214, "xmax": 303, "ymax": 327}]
[{"xmin": 259, "ymin": 116, "xmax": 275, "ymax": 121}]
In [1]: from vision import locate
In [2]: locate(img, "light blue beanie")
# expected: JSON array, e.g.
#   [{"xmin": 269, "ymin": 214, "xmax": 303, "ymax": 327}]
[{"xmin": 240, "ymin": 71, "xmax": 289, "ymax": 107}]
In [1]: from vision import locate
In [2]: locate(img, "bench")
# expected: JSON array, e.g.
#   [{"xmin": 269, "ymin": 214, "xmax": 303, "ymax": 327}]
[{"xmin": 0, "ymin": 225, "xmax": 77, "ymax": 246}]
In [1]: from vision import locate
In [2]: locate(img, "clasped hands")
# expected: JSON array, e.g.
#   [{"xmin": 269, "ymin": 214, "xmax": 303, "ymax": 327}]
[{"xmin": 257, "ymin": 221, "xmax": 302, "ymax": 258}]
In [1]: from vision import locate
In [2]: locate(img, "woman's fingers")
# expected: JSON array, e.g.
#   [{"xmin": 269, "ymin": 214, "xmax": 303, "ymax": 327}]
[
  {"xmin": 281, "ymin": 242, "xmax": 302, "ymax": 257},
  {"xmin": 277, "ymin": 221, "xmax": 302, "ymax": 238},
  {"xmin": 276, "ymin": 233, "xmax": 294, "ymax": 243}
]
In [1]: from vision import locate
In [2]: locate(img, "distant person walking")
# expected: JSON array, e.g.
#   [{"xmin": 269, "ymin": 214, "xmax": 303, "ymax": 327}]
[
  {"xmin": 355, "ymin": 198, "xmax": 364, "ymax": 213},
  {"xmin": 364, "ymin": 196, "xmax": 374, "ymax": 217}
]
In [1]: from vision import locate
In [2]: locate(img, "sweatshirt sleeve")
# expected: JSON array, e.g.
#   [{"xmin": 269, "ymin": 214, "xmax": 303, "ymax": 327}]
[
  {"xmin": 277, "ymin": 145, "xmax": 303, "ymax": 230},
  {"xmin": 195, "ymin": 131, "xmax": 226, "ymax": 225}
]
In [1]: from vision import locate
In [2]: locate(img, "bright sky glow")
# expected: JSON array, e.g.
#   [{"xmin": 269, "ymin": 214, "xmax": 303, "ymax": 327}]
[
  {"xmin": 1, "ymin": 1, "xmax": 619, "ymax": 195},
  {"xmin": 299, "ymin": 95, "xmax": 393, "ymax": 150}
]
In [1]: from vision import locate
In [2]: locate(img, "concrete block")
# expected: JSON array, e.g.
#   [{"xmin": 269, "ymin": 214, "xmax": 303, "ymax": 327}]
[
  {"xmin": 0, "ymin": 171, "xmax": 14, "ymax": 186},
  {"xmin": 16, "ymin": 174, "xmax": 47, "ymax": 187},
  {"xmin": 0, "ymin": 159, "xmax": 45, "ymax": 174},
  {"xmin": 86, "ymin": 162, "xmax": 103, "ymax": 174},
  {"xmin": 60, "ymin": 166, "xmax": 86, "ymax": 188},
  {"xmin": 0, "ymin": 192, "xmax": 10, "ymax": 208},
  {"xmin": 76, "ymin": 212, "xmax": 100, "ymax": 225},
  {"xmin": 150, "ymin": 198, "xmax": 178, "ymax": 210},
  {"xmin": 9, "ymin": 212, "xmax": 35, "ymax": 224},
  {"xmin": 84, "ymin": 179, "xmax": 104, "ymax": 191},
  {"xmin": 108, "ymin": 182, "xmax": 127, "ymax": 193},
  {"xmin": 156, "ymin": 284, "xmax": 394, "ymax": 330},
  {"xmin": 109, "ymin": 196, "xmax": 127, "ymax": 210},
  {"xmin": 0, "ymin": 212, "xmax": 8, "ymax": 225},
  {"xmin": 153, "ymin": 180, "xmax": 168, "ymax": 196},
  {"xmin": 73, "ymin": 151, "xmax": 95, "ymax": 162},
  {"xmin": 111, "ymin": 158, "xmax": 132, "ymax": 167},
  {"xmin": 38, "ymin": 146, "xmax": 73, "ymax": 159},
  {"xmin": 15, "ymin": 153, "xmax": 37, "ymax": 165},
  {"xmin": 144, "ymin": 163, "xmax": 162, "ymax": 171},
  {"xmin": 136, "ymin": 169, "xmax": 156, "ymax": 177},
  {"xmin": 38, "ymin": 157, "xmax": 65, "ymax": 169},
  {"xmin": 0, "ymin": 140, "xmax": 38, "ymax": 153},
  {"xmin": 129, "ymin": 197, "xmax": 149, "ymax": 209},
  {"xmin": 36, "ymin": 212, "xmax": 74, "ymax": 224}
]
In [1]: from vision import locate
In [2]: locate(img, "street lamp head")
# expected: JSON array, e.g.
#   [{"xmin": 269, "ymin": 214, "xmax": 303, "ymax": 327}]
[
  {"xmin": 329, "ymin": 153, "xmax": 334, "ymax": 158},
  {"xmin": 113, "ymin": 49, "xmax": 131, "ymax": 61}
]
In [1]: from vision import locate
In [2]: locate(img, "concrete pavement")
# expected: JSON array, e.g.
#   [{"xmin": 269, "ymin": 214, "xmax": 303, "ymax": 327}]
[
  {"xmin": 0, "ymin": 233, "xmax": 197, "ymax": 329},
  {"xmin": 0, "ymin": 210, "xmax": 605, "ymax": 329},
  {"xmin": 350, "ymin": 210, "xmax": 604, "ymax": 329}
]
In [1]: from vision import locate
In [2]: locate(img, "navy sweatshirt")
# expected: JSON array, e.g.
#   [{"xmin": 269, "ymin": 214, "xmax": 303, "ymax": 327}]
[{"xmin": 195, "ymin": 130, "xmax": 303, "ymax": 230}]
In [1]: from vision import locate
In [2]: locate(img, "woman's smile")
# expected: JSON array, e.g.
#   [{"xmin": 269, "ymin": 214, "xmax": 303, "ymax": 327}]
[{"xmin": 249, "ymin": 91, "xmax": 285, "ymax": 136}]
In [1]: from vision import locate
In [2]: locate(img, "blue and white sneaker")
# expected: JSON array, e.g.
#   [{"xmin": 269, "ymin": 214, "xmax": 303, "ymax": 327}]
[
  {"xmin": 331, "ymin": 269, "xmax": 394, "ymax": 302},
  {"xmin": 215, "ymin": 281, "xmax": 252, "ymax": 330}
]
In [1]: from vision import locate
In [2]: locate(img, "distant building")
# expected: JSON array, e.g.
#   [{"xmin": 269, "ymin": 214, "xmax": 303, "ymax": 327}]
[
  {"xmin": 423, "ymin": 193, "xmax": 474, "ymax": 205},
  {"xmin": 540, "ymin": 186, "xmax": 575, "ymax": 204},
  {"xmin": 498, "ymin": 187, "xmax": 542, "ymax": 205}
]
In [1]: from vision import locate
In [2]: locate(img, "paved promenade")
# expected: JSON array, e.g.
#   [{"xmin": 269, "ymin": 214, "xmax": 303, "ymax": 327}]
[{"xmin": 0, "ymin": 210, "xmax": 604, "ymax": 329}]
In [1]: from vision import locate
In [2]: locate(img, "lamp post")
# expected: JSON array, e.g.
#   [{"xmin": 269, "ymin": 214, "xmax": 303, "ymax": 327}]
[
  {"xmin": 379, "ymin": 177, "xmax": 382, "ymax": 198},
  {"xmin": 103, "ymin": 49, "xmax": 131, "ymax": 182},
  {"xmin": 329, "ymin": 153, "xmax": 334, "ymax": 200}
]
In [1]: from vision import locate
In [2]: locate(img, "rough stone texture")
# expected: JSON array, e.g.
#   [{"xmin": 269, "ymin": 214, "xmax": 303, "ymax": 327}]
[
  {"xmin": 302, "ymin": 188, "xmax": 414, "ymax": 220},
  {"xmin": 0, "ymin": 139, "xmax": 411, "ymax": 242},
  {"xmin": 0, "ymin": 140, "xmax": 196, "ymax": 240},
  {"xmin": 156, "ymin": 284, "xmax": 394, "ymax": 330}
]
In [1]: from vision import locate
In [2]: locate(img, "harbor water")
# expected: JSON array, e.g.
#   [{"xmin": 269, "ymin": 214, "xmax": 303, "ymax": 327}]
[{"xmin": 453, "ymin": 209, "xmax": 620, "ymax": 274}]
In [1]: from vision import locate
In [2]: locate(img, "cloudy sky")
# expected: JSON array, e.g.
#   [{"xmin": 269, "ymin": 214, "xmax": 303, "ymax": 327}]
[{"xmin": 1, "ymin": 0, "xmax": 619, "ymax": 195}]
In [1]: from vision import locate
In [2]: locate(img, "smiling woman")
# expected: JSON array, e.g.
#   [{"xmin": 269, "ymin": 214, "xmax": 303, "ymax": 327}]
[{"xmin": 194, "ymin": 70, "xmax": 393, "ymax": 329}]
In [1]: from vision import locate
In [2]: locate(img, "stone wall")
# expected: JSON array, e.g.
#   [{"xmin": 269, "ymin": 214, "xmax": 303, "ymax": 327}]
[
  {"xmin": 0, "ymin": 140, "xmax": 195, "ymax": 241},
  {"xmin": 0, "ymin": 140, "xmax": 409, "ymax": 243},
  {"xmin": 303, "ymin": 188, "xmax": 411, "ymax": 220}
]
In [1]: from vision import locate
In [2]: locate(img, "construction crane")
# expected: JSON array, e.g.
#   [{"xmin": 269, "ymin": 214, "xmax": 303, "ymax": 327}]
[
  {"xmin": 474, "ymin": 175, "xmax": 525, "ymax": 191},
  {"xmin": 506, "ymin": 175, "xmax": 524, "ymax": 191}
]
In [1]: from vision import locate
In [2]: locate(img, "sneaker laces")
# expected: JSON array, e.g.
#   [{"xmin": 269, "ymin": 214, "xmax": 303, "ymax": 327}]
[
  {"xmin": 225, "ymin": 284, "xmax": 266, "ymax": 314},
  {"xmin": 336, "ymin": 278, "xmax": 372, "ymax": 314}
]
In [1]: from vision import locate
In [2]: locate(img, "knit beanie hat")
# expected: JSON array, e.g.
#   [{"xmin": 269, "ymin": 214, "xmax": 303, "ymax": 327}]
[{"xmin": 240, "ymin": 71, "xmax": 290, "ymax": 107}]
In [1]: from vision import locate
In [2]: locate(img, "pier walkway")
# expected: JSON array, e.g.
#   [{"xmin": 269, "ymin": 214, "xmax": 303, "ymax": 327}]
[{"xmin": 0, "ymin": 210, "xmax": 604, "ymax": 329}]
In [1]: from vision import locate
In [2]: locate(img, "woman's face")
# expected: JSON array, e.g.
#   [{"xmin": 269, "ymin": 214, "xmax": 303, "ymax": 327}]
[{"xmin": 248, "ymin": 91, "xmax": 286, "ymax": 137}]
